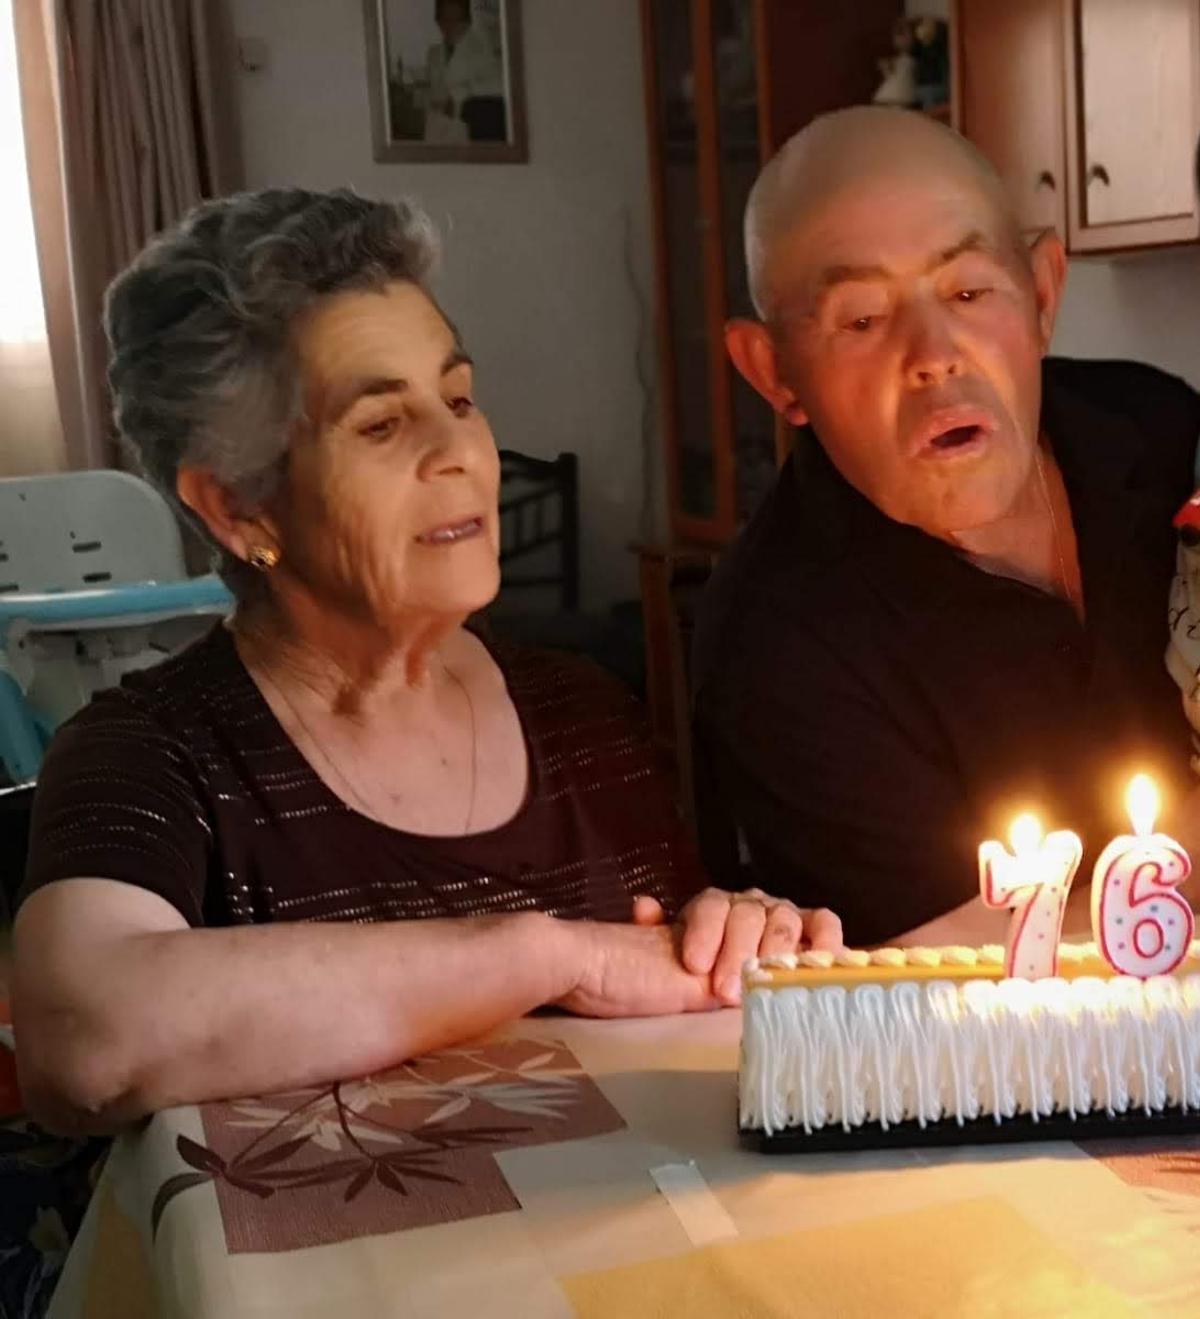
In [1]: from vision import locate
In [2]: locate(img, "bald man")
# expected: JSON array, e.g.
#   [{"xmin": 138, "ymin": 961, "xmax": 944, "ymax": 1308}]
[{"xmin": 692, "ymin": 107, "xmax": 1200, "ymax": 947}]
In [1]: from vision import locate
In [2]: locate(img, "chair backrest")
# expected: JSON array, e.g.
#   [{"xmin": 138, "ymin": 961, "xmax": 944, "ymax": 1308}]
[
  {"xmin": 497, "ymin": 450, "xmax": 579, "ymax": 612},
  {"xmin": 0, "ymin": 470, "xmax": 187, "ymax": 595},
  {"xmin": 640, "ymin": 546, "xmax": 716, "ymax": 816}
]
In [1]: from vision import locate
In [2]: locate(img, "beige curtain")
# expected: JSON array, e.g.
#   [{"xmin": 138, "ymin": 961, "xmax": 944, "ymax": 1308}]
[{"xmin": 14, "ymin": 0, "xmax": 240, "ymax": 470}]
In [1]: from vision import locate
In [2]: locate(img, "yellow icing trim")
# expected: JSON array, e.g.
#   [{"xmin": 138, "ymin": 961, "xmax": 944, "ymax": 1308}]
[{"xmin": 742, "ymin": 944, "xmax": 1200, "ymax": 991}]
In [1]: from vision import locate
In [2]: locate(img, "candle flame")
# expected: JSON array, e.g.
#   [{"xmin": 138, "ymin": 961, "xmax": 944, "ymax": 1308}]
[
  {"xmin": 1009, "ymin": 813, "xmax": 1043, "ymax": 858},
  {"xmin": 1127, "ymin": 774, "xmax": 1159, "ymax": 837}
]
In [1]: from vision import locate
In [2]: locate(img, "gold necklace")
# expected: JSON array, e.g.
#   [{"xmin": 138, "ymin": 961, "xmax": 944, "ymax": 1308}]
[
  {"xmin": 256, "ymin": 657, "xmax": 479, "ymax": 835},
  {"xmin": 1034, "ymin": 446, "xmax": 1080, "ymax": 613}
]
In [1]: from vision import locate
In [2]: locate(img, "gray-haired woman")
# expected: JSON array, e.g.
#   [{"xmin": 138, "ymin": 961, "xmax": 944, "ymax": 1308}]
[{"xmin": 13, "ymin": 189, "xmax": 840, "ymax": 1135}]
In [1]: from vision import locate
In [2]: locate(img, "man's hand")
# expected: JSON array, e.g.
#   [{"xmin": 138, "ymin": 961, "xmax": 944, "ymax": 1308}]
[
  {"xmin": 553, "ymin": 922, "xmax": 722, "ymax": 1019},
  {"xmin": 631, "ymin": 888, "xmax": 843, "ymax": 1005}
]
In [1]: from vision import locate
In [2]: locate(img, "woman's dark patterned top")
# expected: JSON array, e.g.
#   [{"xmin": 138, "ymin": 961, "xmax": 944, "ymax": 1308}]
[{"xmin": 21, "ymin": 625, "xmax": 703, "ymax": 927}]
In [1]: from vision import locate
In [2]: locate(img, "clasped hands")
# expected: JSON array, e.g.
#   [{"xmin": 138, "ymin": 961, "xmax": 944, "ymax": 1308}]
[{"xmin": 556, "ymin": 886, "xmax": 842, "ymax": 1019}]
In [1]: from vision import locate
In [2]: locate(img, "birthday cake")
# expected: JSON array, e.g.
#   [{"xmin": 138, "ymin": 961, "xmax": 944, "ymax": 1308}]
[
  {"xmin": 738, "ymin": 943, "xmax": 1200, "ymax": 1150},
  {"xmin": 739, "ymin": 774, "xmax": 1200, "ymax": 1150}
]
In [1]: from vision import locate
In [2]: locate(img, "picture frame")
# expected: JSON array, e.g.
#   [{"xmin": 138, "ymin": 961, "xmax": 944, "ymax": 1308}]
[{"xmin": 363, "ymin": 0, "xmax": 529, "ymax": 164}]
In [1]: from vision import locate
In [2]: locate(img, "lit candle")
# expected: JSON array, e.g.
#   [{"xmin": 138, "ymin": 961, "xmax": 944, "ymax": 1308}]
[
  {"xmin": 1092, "ymin": 774, "xmax": 1194, "ymax": 978},
  {"xmin": 979, "ymin": 814, "xmax": 1083, "ymax": 979}
]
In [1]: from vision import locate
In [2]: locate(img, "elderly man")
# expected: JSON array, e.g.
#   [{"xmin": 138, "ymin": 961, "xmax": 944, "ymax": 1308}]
[{"xmin": 692, "ymin": 107, "xmax": 1200, "ymax": 947}]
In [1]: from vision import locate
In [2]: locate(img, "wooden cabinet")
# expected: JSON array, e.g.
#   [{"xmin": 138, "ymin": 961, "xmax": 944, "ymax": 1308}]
[
  {"xmin": 955, "ymin": 0, "xmax": 1200, "ymax": 252},
  {"xmin": 640, "ymin": 0, "xmax": 903, "ymax": 546},
  {"xmin": 637, "ymin": 0, "xmax": 904, "ymax": 771},
  {"xmin": 957, "ymin": 0, "xmax": 1067, "ymax": 238},
  {"xmin": 1067, "ymin": 0, "xmax": 1200, "ymax": 249}
]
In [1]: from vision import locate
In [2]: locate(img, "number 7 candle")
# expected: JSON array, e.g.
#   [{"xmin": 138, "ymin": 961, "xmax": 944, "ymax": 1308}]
[
  {"xmin": 1092, "ymin": 774, "xmax": 1194, "ymax": 978},
  {"xmin": 980, "ymin": 814, "xmax": 1083, "ymax": 979}
]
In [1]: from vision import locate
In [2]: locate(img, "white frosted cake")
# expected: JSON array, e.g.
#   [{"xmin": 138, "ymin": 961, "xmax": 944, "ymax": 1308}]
[{"xmin": 739, "ymin": 942, "xmax": 1200, "ymax": 1148}]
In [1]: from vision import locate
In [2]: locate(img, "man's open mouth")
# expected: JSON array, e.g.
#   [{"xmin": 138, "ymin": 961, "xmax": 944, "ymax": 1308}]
[
  {"xmin": 929, "ymin": 425, "xmax": 983, "ymax": 451},
  {"xmin": 913, "ymin": 407, "xmax": 997, "ymax": 457}
]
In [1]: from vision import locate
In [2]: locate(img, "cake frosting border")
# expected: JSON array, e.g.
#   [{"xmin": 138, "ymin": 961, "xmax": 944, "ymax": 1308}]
[{"xmin": 738, "ymin": 946, "xmax": 1200, "ymax": 1149}]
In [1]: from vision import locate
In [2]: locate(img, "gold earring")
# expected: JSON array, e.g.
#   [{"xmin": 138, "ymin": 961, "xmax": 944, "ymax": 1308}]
[{"xmin": 247, "ymin": 545, "xmax": 280, "ymax": 572}]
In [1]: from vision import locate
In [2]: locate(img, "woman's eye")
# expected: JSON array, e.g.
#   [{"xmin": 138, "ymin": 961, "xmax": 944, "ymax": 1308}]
[
  {"xmin": 955, "ymin": 288, "xmax": 990, "ymax": 303},
  {"xmin": 448, "ymin": 396, "xmax": 474, "ymax": 417},
  {"xmin": 844, "ymin": 315, "xmax": 878, "ymax": 334},
  {"xmin": 359, "ymin": 417, "xmax": 398, "ymax": 441}
]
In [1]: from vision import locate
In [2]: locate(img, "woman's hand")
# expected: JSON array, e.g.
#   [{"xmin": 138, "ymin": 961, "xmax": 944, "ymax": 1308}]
[
  {"xmin": 553, "ymin": 921, "xmax": 722, "ymax": 1019},
  {"xmin": 631, "ymin": 888, "xmax": 843, "ymax": 1005}
]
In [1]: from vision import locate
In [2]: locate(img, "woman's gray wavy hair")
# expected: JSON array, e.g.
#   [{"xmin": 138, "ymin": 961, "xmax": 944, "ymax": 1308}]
[{"xmin": 104, "ymin": 187, "xmax": 440, "ymax": 599}]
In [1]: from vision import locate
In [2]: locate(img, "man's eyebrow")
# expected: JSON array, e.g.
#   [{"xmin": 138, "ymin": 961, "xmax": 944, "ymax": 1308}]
[
  {"xmin": 442, "ymin": 346, "xmax": 474, "ymax": 373},
  {"xmin": 924, "ymin": 230, "xmax": 997, "ymax": 272},
  {"xmin": 815, "ymin": 261, "xmax": 890, "ymax": 292},
  {"xmin": 812, "ymin": 231, "xmax": 998, "ymax": 298},
  {"xmin": 329, "ymin": 349, "xmax": 474, "ymax": 422}
]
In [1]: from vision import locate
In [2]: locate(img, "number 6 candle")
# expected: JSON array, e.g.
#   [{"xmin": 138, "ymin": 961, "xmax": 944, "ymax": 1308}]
[
  {"xmin": 1092, "ymin": 774, "xmax": 1194, "ymax": 978},
  {"xmin": 980, "ymin": 814, "xmax": 1083, "ymax": 979}
]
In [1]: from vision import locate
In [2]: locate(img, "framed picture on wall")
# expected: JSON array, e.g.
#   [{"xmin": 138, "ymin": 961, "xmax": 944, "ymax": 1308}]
[{"xmin": 364, "ymin": 0, "xmax": 528, "ymax": 163}]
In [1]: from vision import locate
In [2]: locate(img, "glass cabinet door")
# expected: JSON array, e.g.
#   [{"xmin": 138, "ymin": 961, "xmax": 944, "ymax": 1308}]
[
  {"xmin": 711, "ymin": 0, "xmax": 778, "ymax": 523},
  {"xmin": 649, "ymin": 0, "xmax": 720, "ymax": 527},
  {"xmin": 646, "ymin": 0, "xmax": 779, "ymax": 542}
]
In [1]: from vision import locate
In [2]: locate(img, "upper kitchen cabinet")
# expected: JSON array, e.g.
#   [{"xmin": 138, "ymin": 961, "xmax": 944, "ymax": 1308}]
[
  {"xmin": 956, "ymin": 0, "xmax": 1067, "ymax": 238},
  {"xmin": 954, "ymin": 0, "xmax": 1200, "ymax": 253},
  {"xmin": 1067, "ymin": 0, "xmax": 1200, "ymax": 249}
]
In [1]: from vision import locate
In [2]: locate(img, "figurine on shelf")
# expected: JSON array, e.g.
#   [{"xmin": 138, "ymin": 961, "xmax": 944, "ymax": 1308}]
[
  {"xmin": 872, "ymin": 18, "xmax": 917, "ymax": 108},
  {"xmin": 912, "ymin": 16, "xmax": 950, "ymax": 111},
  {"xmin": 872, "ymin": 16, "xmax": 949, "ymax": 112}
]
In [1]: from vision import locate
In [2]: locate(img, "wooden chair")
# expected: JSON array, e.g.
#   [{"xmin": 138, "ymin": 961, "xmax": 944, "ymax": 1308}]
[
  {"xmin": 497, "ymin": 451, "xmax": 579, "ymax": 612},
  {"xmin": 639, "ymin": 544, "xmax": 746, "ymax": 885},
  {"xmin": 638, "ymin": 545, "xmax": 715, "ymax": 823}
]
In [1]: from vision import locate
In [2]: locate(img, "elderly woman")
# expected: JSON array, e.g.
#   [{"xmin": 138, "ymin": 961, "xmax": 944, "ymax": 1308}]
[{"xmin": 13, "ymin": 189, "xmax": 840, "ymax": 1136}]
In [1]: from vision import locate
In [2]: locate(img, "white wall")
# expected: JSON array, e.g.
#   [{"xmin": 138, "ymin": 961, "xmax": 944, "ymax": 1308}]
[
  {"xmin": 0, "ymin": 342, "xmax": 66, "ymax": 476},
  {"xmin": 1055, "ymin": 248, "xmax": 1200, "ymax": 391},
  {"xmin": 226, "ymin": 0, "xmax": 659, "ymax": 609}
]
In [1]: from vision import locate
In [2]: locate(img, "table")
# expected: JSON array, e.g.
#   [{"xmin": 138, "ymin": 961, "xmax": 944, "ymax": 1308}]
[{"xmin": 47, "ymin": 1010, "xmax": 1200, "ymax": 1318}]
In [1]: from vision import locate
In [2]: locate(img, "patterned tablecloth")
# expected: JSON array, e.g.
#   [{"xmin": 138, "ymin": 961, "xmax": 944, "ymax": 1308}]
[{"xmin": 46, "ymin": 1010, "xmax": 1200, "ymax": 1318}]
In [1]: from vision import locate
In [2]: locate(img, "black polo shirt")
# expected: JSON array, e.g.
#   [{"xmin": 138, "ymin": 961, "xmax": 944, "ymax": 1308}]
[{"xmin": 692, "ymin": 357, "xmax": 1200, "ymax": 945}]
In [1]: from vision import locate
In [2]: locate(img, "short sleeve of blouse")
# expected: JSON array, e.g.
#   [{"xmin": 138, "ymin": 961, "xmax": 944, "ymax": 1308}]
[{"xmin": 19, "ymin": 691, "xmax": 212, "ymax": 926}]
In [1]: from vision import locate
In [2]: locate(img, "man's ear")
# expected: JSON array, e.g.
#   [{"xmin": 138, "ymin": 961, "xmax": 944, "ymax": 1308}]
[
  {"xmin": 176, "ymin": 466, "xmax": 280, "ymax": 565},
  {"xmin": 1026, "ymin": 229, "xmax": 1067, "ymax": 354},
  {"xmin": 724, "ymin": 319, "xmax": 808, "ymax": 426}
]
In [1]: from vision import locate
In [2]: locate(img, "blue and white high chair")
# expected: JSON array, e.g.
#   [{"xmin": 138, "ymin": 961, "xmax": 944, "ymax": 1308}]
[{"xmin": 0, "ymin": 470, "xmax": 232, "ymax": 784}]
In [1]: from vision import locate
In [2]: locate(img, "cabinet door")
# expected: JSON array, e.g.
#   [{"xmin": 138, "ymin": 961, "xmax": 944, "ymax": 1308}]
[
  {"xmin": 643, "ymin": 0, "xmax": 735, "ymax": 541},
  {"xmin": 1066, "ymin": 0, "xmax": 1200, "ymax": 249},
  {"xmin": 714, "ymin": 0, "xmax": 777, "ymax": 524},
  {"xmin": 955, "ymin": 0, "xmax": 1067, "ymax": 238}
]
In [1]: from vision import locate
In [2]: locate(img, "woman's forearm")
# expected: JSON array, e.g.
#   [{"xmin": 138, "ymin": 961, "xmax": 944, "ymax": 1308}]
[
  {"xmin": 894, "ymin": 880, "xmax": 1094, "ymax": 949},
  {"xmin": 15, "ymin": 886, "xmax": 577, "ymax": 1134},
  {"xmin": 893, "ymin": 895, "xmax": 1009, "ymax": 948}
]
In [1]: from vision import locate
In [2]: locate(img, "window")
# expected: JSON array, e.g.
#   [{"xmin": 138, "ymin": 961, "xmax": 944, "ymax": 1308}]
[{"xmin": 0, "ymin": 0, "xmax": 49, "ymax": 344}]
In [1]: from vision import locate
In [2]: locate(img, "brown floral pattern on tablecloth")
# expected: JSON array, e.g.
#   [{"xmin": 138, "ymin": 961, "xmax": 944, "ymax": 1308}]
[
  {"xmin": 151, "ymin": 1037, "xmax": 624, "ymax": 1254},
  {"xmin": 1077, "ymin": 1134, "xmax": 1200, "ymax": 1199}
]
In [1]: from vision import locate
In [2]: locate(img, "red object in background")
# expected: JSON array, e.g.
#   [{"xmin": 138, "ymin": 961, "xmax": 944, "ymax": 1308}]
[
  {"xmin": 1174, "ymin": 492, "xmax": 1200, "ymax": 532},
  {"xmin": 0, "ymin": 999, "xmax": 20, "ymax": 1118}
]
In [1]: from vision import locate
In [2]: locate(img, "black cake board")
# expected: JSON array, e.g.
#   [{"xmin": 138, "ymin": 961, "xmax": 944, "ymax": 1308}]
[{"xmin": 743, "ymin": 1105, "xmax": 1200, "ymax": 1154}]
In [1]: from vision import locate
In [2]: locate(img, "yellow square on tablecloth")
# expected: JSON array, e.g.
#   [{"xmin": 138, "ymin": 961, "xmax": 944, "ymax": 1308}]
[
  {"xmin": 560, "ymin": 1195, "xmax": 1135, "ymax": 1319},
  {"xmin": 81, "ymin": 1182, "xmax": 156, "ymax": 1319}
]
